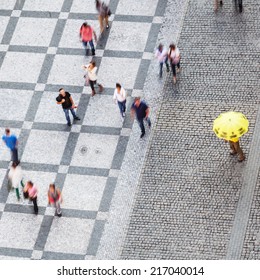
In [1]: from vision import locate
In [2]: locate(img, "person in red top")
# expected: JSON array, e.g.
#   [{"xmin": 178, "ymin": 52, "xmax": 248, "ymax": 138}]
[
  {"xmin": 48, "ymin": 183, "xmax": 62, "ymax": 217},
  {"xmin": 79, "ymin": 22, "xmax": 97, "ymax": 56}
]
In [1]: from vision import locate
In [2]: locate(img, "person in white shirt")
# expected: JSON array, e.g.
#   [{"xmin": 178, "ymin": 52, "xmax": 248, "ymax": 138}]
[
  {"xmin": 155, "ymin": 43, "xmax": 169, "ymax": 78},
  {"xmin": 83, "ymin": 61, "xmax": 103, "ymax": 96},
  {"xmin": 8, "ymin": 162, "xmax": 22, "ymax": 201},
  {"xmin": 113, "ymin": 83, "xmax": 127, "ymax": 120},
  {"xmin": 168, "ymin": 44, "xmax": 181, "ymax": 84}
]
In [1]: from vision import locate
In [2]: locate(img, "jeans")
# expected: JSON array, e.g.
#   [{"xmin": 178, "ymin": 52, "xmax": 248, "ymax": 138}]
[
  {"xmin": 138, "ymin": 117, "xmax": 151, "ymax": 134},
  {"xmin": 117, "ymin": 100, "xmax": 126, "ymax": 117},
  {"xmin": 63, "ymin": 107, "xmax": 77, "ymax": 125},
  {"xmin": 11, "ymin": 147, "xmax": 19, "ymax": 164},
  {"xmin": 82, "ymin": 40, "xmax": 95, "ymax": 55},
  {"xmin": 31, "ymin": 197, "xmax": 38, "ymax": 214},
  {"xmin": 171, "ymin": 61, "xmax": 180, "ymax": 77},
  {"xmin": 159, "ymin": 57, "xmax": 169, "ymax": 78}
]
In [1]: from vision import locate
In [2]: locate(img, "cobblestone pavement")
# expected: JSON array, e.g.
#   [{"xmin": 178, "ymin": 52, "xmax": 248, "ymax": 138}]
[
  {"xmin": 121, "ymin": 0, "xmax": 260, "ymax": 259},
  {"xmin": 0, "ymin": 0, "xmax": 168, "ymax": 259}
]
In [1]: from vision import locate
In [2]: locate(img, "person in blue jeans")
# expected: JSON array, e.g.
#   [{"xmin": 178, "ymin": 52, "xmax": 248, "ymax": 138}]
[
  {"xmin": 2, "ymin": 128, "xmax": 19, "ymax": 164},
  {"xmin": 56, "ymin": 88, "xmax": 80, "ymax": 126},
  {"xmin": 131, "ymin": 97, "xmax": 151, "ymax": 138},
  {"xmin": 113, "ymin": 83, "xmax": 127, "ymax": 121}
]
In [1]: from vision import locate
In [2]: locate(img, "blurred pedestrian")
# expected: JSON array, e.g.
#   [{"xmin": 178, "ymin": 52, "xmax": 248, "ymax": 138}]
[
  {"xmin": 8, "ymin": 162, "xmax": 23, "ymax": 201},
  {"xmin": 131, "ymin": 97, "xmax": 151, "ymax": 138},
  {"xmin": 2, "ymin": 128, "xmax": 19, "ymax": 164},
  {"xmin": 168, "ymin": 44, "xmax": 181, "ymax": 84},
  {"xmin": 79, "ymin": 22, "xmax": 97, "ymax": 56},
  {"xmin": 155, "ymin": 43, "xmax": 169, "ymax": 78},
  {"xmin": 48, "ymin": 183, "xmax": 62, "ymax": 217},
  {"xmin": 229, "ymin": 139, "xmax": 245, "ymax": 162},
  {"xmin": 83, "ymin": 61, "xmax": 103, "ymax": 96},
  {"xmin": 214, "ymin": 0, "xmax": 223, "ymax": 11},
  {"xmin": 96, "ymin": 0, "xmax": 111, "ymax": 34},
  {"xmin": 56, "ymin": 88, "xmax": 80, "ymax": 127},
  {"xmin": 23, "ymin": 181, "xmax": 38, "ymax": 215},
  {"xmin": 113, "ymin": 83, "xmax": 127, "ymax": 121}
]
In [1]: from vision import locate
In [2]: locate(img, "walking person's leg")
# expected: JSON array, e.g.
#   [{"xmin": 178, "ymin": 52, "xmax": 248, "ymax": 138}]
[
  {"xmin": 98, "ymin": 15, "xmax": 104, "ymax": 34},
  {"xmin": 63, "ymin": 109, "xmax": 71, "ymax": 126},
  {"xmin": 229, "ymin": 141, "xmax": 237, "ymax": 155},
  {"xmin": 165, "ymin": 57, "xmax": 170, "ymax": 72},
  {"xmin": 177, "ymin": 60, "xmax": 181, "ymax": 72},
  {"xmin": 138, "ymin": 119, "xmax": 145, "ymax": 138},
  {"xmin": 234, "ymin": 141, "xmax": 245, "ymax": 162},
  {"xmin": 55, "ymin": 201, "xmax": 62, "ymax": 217},
  {"xmin": 82, "ymin": 41, "xmax": 88, "ymax": 55},
  {"xmin": 122, "ymin": 100, "xmax": 126, "ymax": 116},
  {"xmin": 15, "ymin": 188, "xmax": 20, "ymax": 201},
  {"xmin": 88, "ymin": 40, "xmax": 95, "ymax": 56},
  {"xmin": 171, "ymin": 62, "xmax": 177, "ymax": 84},
  {"xmin": 32, "ymin": 197, "xmax": 38, "ymax": 214},
  {"xmin": 11, "ymin": 148, "xmax": 19, "ymax": 164},
  {"xmin": 105, "ymin": 15, "xmax": 109, "ymax": 29},
  {"xmin": 69, "ymin": 108, "xmax": 80, "ymax": 120},
  {"xmin": 89, "ymin": 80, "xmax": 96, "ymax": 96},
  {"xmin": 117, "ymin": 101, "xmax": 124, "ymax": 117},
  {"xmin": 159, "ymin": 62, "xmax": 163, "ymax": 78}
]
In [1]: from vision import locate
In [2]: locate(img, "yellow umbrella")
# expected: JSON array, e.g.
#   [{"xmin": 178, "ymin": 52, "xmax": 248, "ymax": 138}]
[{"xmin": 213, "ymin": 111, "xmax": 249, "ymax": 141}]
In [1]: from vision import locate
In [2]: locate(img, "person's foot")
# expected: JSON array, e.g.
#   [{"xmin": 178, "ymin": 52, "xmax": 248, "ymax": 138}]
[
  {"xmin": 91, "ymin": 90, "xmax": 96, "ymax": 96},
  {"xmin": 57, "ymin": 212, "xmax": 62, "ymax": 217},
  {"xmin": 98, "ymin": 84, "xmax": 104, "ymax": 92},
  {"xmin": 140, "ymin": 132, "xmax": 145, "ymax": 138},
  {"xmin": 74, "ymin": 117, "xmax": 80, "ymax": 121},
  {"xmin": 121, "ymin": 116, "xmax": 124, "ymax": 122},
  {"xmin": 173, "ymin": 77, "xmax": 177, "ymax": 84},
  {"xmin": 230, "ymin": 151, "xmax": 237, "ymax": 155},
  {"xmin": 177, "ymin": 67, "xmax": 181, "ymax": 73},
  {"xmin": 67, "ymin": 122, "xmax": 72, "ymax": 127},
  {"xmin": 106, "ymin": 24, "xmax": 109, "ymax": 29},
  {"xmin": 122, "ymin": 112, "xmax": 126, "ymax": 117},
  {"xmin": 238, "ymin": 157, "xmax": 245, "ymax": 162},
  {"xmin": 166, "ymin": 67, "xmax": 170, "ymax": 72}
]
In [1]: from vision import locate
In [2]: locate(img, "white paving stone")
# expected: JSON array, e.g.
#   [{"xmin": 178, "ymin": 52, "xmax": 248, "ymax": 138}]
[
  {"xmin": 23, "ymin": 0, "xmax": 64, "ymax": 12},
  {"xmin": 106, "ymin": 21, "xmax": 151, "ymax": 52},
  {"xmin": 98, "ymin": 57, "xmax": 141, "ymax": 89},
  {"xmin": 71, "ymin": 133, "xmax": 119, "ymax": 169},
  {"xmin": 0, "ymin": 212, "xmax": 43, "ymax": 250},
  {"xmin": 62, "ymin": 174, "xmax": 106, "ymax": 211},
  {"xmin": 44, "ymin": 217, "xmax": 94, "ymax": 255},
  {"xmin": 0, "ymin": 89, "xmax": 33, "ymax": 121},
  {"xmin": 116, "ymin": 0, "xmax": 159, "ymax": 16},
  {"xmin": 0, "ymin": 0, "xmax": 16, "ymax": 10},
  {"xmin": 22, "ymin": 130, "xmax": 69, "ymax": 165},
  {"xmin": 83, "ymin": 95, "xmax": 123, "ymax": 128},
  {"xmin": 11, "ymin": 17, "xmax": 57, "ymax": 46},
  {"xmin": 0, "ymin": 52, "xmax": 45, "ymax": 83}
]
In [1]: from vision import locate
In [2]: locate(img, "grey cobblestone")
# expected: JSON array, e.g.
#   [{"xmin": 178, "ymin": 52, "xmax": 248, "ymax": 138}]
[{"xmin": 121, "ymin": 0, "xmax": 260, "ymax": 259}]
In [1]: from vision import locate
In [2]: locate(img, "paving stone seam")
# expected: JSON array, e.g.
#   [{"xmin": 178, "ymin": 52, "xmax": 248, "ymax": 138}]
[{"xmin": 226, "ymin": 104, "xmax": 260, "ymax": 259}]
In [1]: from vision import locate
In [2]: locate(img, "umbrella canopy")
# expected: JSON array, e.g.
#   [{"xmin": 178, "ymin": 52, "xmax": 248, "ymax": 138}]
[{"xmin": 213, "ymin": 111, "xmax": 249, "ymax": 141}]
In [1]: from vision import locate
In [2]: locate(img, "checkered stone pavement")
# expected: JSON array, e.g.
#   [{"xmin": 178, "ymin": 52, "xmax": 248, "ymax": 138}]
[{"xmin": 0, "ymin": 0, "xmax": 167, "ymax": 259}]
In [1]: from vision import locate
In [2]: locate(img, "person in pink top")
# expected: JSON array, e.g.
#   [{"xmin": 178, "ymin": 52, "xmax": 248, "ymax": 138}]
[
  {"xmin": 23, "ymin": 181, "xmax": 38, "ymax": 215},
  {"xmin": 79, "ymin": 22, "xmax": 97, "ymax": 56}
]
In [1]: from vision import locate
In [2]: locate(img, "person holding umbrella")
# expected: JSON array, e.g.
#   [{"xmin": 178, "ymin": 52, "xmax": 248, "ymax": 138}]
[{"xmin": 213, "ymin": 111, "xmax": 248, "ymax": 162}]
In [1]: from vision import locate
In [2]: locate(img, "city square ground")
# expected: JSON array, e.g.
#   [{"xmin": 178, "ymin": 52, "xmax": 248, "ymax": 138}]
[{"xmin": 0, "ymin": 0, "xmax": 259, "ymax": 260}]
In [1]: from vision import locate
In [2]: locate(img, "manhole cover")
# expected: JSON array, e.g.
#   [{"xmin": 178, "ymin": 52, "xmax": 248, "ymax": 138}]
[
  {"xmin": 95, "ymin": 148, "xmax": 102, "ymax": 154},
  {"xmin": 80, "ymin": 146, "xmax": 88, "ymax": 155}
]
